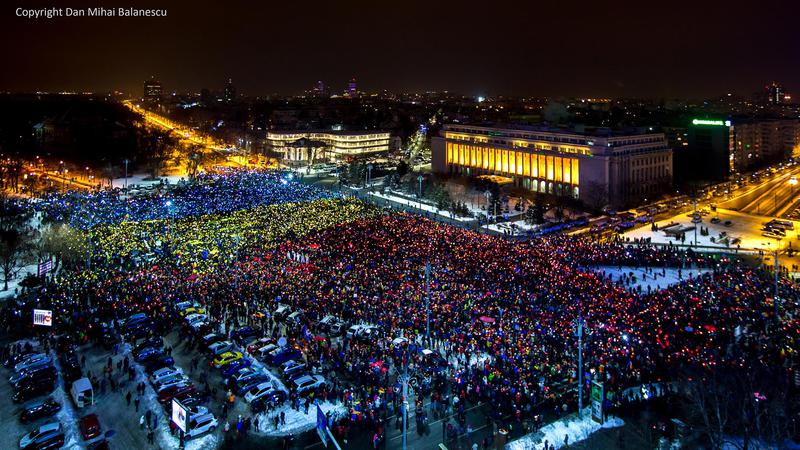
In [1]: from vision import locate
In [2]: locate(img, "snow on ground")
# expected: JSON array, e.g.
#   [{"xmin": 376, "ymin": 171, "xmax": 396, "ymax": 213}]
[
  {"xmin": 622, "ymin": 208, "xmax": 796, "ymax": 252},
  {"xmin": 484, "ymin": 219, "xmax": 540, "ymax": 234},
  {"xmin": 368, "ymin": 191, "xmax": 476, "ymax": 223},
  {"xmin": 111, "ymin": 173, "xmax": 185, "ymax": 190},
  {"xmin": 506, "ymin": 408, "xmax": 623, "ymax": 450},
  {"xmin": 0, "ymin": 262, "xmax": 39, "ymax": 300},
  {"xmin": 127, "ymin": 347, "xmax": 218, "ymax": 450},
  {"xmin": 51, "ymin": 354, "xmax": 86, "ymax": 450},
  {"xmin": 590, "ymin": 266, "xmax": 713, "ymax": 292},
  {"xmin": 256, "ymin": 401, "xmax": 347, "ymax": 437}
]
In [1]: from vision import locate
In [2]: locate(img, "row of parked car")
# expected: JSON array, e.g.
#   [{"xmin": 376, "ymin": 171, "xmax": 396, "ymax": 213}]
[
  {"xmin": 123, "ymin": 311, "xmax": 219, "ymax": 440},
  {"xmin": 5, "ymin": 343, "xmax": 108, "ymax": 450}
]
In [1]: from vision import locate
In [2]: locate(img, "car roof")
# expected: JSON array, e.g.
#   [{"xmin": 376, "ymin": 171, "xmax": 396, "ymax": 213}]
[{"xmin": 38, "ymin": 421, "xmax": 61, "ymax": 432}]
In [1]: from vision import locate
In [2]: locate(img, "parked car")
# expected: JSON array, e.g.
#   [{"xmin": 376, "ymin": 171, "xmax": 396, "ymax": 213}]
[
  {"xmin": 420, "ymin": 349, "xmax": 448, "ymax": 372},
  {"xmin": 15, "ymin": 355, "xmax": 51, "ymax": 373},
  {"xmin": 10, "ymin": 364, "xmax": 56, "ymax": 385},
  {"xmin": 221, "ymin": 358, "xmax": 252, "ymax": 378},
  {"xmin": 244, "ymin": 381, "xmax": 286, "ymax": 404},
  {"xmin": 346, "ymin": 324, "xmax": 380, "ymax": 341},
  {"xmin": 5, "ymin": 350, "xmax": 39, "ymax": 368},
  {"xmin": 247, "ymin": 338, "xmax": 274, "ymax": 355},
  {"xmin": 13, "ymin": 379, "xmax": 55, "ymax": 403},
  {"xmin": 79, "ymin": 414, "xmax": 102, "ymax": 441},
  {"xmin": 292, "ymin": 375, "xmax": 326, "ymax": 396},
  {"xmin": 154, "ymin": 376, "xmax": 191, "ymax": 393},
  {"xmin": 231, "ymin": 326, "xmax": 260, "ymax": 344},
  {"xmin": 232, "ymin": 367, "xmax": 261, "ymax": 384},
  {"xmin": 255, "ymin": 344, "xmax": 279, "ymax": 361},
  {"xmin": 19, "ymin": 421, "xmax": 63, "ymax": 450},
  {"xmin": 158, "ymin": 384, "xmax": 195, "ymax": 406},
  {"xmin": 268, "ymin": 348, "xmax": 302, "ymax": 366},
  {"xmin": 19, "ymin": 397, "xmax": 61, "ymax": 423},
  {"xmin": 280, "ymin": 360, "xmax": 306, "ymax": 378},
  {"xmin": 273, "ymin": 304, "xmax": 292, "ymax": 321},
  {"xmin": 59, "ymin": 354, "xmax": 82, "ymax": 383},
  {"xmin": 150, "ymin": 367, "xmax": 184, "ymax": 384},
  {"xmin": 200, "ymin": 333, "xmax": 225, "ymax": 351},
  {"xmin": 236, "ymin": 375, "xmax": 271, "ymax": 395},
  {"xmin": 207, "ymin": 341, "xmax": 235, "ymax": 356},
  {"xmin": 11, "ymin": 368, "xmax": 57, "ymax": 390},
  {"xmin": 133, "ymin": 347, "xmax": 163, "ymax": 363},
  {"xmin": 133, "ymin": 337, "xmax": 164, "ymax": 354},
  {"xmin": 184, "ymin": 413, "xmax": 217, "ymax": 439},
  {"xmin": 212, "ymin": 351, "xmax": 243, "ymax": 369},
  {"xmin": 143, "ymin": 355, "xmax": 175, "ymax": 374},
  {"xmin": 168, "ymin": 406, "xmax": 210, "ymax": 433}
]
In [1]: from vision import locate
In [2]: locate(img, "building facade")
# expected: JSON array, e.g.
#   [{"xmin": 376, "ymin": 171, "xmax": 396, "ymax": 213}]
[
  {"xmin": 731, "ymin": 119, "xmax": 800, "ymax": 171},
  {"xmin": 143, "ymin": 77, "xmax": 162, "ymax": 102},
  {"xmin": 432, "ymin": 124, "xmax": 673, "ymax": 208},
  {"xmin": 267, "ymin": 130, "xmax": 391, "ymax": 165}
]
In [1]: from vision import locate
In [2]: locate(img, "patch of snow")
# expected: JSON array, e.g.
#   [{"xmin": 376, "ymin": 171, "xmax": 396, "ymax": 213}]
[
  {"xmin": 506, "ymin": 408, "xmax": 623, "ymax": 450},
  {"xmin": 589, "ymin": 266, "xmax": 713, "ymax": 292},
  {"xmin": 255, "ymin": 402, "xmax": 347, "ymax": 437},
  {"xmin": 368, "ymin": 191, "xmax": 476, "ymax": 222},
  {"xmin": 111, "ymin": 173, "xmax": 185, "ymax": 190}
]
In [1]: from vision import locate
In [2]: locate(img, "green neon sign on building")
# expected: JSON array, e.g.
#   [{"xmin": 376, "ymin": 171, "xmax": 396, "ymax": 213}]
[{"xmin": 692, "ymin": 118, "xmax": 731, "ymax": 127}]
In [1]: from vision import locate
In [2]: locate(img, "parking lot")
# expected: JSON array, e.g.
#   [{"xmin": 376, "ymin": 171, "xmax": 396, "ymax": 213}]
[{"xmin": 0, "ymin": 295, "xmax": 483, "ymax": 450}]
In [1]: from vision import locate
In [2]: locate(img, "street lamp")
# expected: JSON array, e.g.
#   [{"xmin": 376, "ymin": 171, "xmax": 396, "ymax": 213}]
[
  {"xmin": 417, "ymin": 174, "xmax": 424, "ymax": 198},
  {"xmin": 85, "ymin": 166, "xmax": 89, "ymax": 181},
  {"xmin": 366, "ymin": 163, "xmax": 373, "ymax": 188}
]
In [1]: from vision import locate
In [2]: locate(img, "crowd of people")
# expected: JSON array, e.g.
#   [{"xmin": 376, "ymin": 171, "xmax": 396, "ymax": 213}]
[
  {"xmin": 35, "ymin": 169, "xmax": 336, "ymax": 229},
  {"xmin": 5, "ymin": 167, "xmax": 799, "ymax": 448}
]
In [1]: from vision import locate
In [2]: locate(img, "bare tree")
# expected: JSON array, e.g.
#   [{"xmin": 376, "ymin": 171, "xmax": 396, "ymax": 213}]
[{"xmin": 0, "ymin": 228, "xmax": 33, "ymax": 291}]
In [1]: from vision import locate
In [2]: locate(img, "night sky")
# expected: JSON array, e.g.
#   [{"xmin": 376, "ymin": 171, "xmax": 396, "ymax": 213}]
[{"xmin": 2, "ymin": 0, "xmax": 799, "ymax": 98}]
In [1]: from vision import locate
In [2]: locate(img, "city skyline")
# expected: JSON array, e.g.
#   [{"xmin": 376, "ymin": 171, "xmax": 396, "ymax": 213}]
[{"xmin": 2, "ymin": 0, "xmax": 799, "ymax": 98}]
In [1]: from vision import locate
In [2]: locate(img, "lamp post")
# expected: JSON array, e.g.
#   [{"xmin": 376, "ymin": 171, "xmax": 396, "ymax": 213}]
[
  {"xmin": 123, "ymin": 158, "xmax": 130, "ymax": 193},
  {"xmin": 417, "ymin": 174, "xmax": 424, "ymax": 199},
  {"xmin": 425, "ymin": 261, "xmax": 431, "ymax": 342},
  {"xmin": 366, "ymin": 163, "xmax": 373, "ymax": 188},
  {"xmin": 573, "ymin": 315, "xmax": 585, "ymax": 418},
  {"xmin": 84, "ymin": 166, "xmax": 89, "ymax": 181}
]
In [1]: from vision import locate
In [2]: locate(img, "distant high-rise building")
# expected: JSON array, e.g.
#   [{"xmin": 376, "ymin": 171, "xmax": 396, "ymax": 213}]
[
  {"xmin": 223, "ymin": 78, "xmax": 236, "ymax": 103},
  {"xmin": 766, "ymin": 82, "xmax": 785, "ymax": 104},
  {"xmin": 347, "ymin": 78, "xmax": 357, "ymax": 97},
  {"xmin": 143, "ymin": 77, "xmax": 162, "ymax": 102},
  {"xmin": 314, "ymin": 80, "xmax": 327, "ymax": 97}
]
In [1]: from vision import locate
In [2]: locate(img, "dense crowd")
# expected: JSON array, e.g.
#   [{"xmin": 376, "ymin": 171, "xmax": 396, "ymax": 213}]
[
  {"xmin": 5, "ymin": 168, "xmax": 799, "ymax": 447},
  {"xmin": 35, "ymin": 169, "xmax": 336, "ymax": 229}
]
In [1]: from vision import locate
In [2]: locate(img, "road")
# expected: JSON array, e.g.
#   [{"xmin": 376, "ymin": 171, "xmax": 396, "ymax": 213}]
[{"xmin": 716, "ymin": 165, "xmax": 800, "ymax": 217}]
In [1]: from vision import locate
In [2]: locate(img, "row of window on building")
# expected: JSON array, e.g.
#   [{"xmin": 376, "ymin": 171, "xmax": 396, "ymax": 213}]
[{"xmin": 445, "ymin": 142, "xmax": 580, "ymax": 185}]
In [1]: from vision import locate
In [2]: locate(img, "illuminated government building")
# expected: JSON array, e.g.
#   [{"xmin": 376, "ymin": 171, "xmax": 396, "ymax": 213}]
[
  {"xmin": 432, "ymin": 124, "xmax": 673, "ymax": 207},
  {"xmin": 267, "ymin": 130, "xmax": 391, "ymax": 165}
]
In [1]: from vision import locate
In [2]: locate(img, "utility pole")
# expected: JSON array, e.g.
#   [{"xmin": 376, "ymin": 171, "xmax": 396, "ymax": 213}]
[
  {"xmin": 693, "ymin": 197, "xmax": 698, "ymax": 246},
  {"xmin": 425, "ymin": 260, "xmax": 431, "ymax": 342},
  {"xmin": 123, "ymin": 159, "xmax": 130, "ymax": 192},
  {"xmin": 573, "ymin": 316, "xmax": 584, "ymax": 418},
  {"xmin": 775, "ymin": 248, "xmax": 779, "ymax": 318},
  {"xmin": 402, "ymin": 348, "xmax": 409, "ymax": 450}
]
